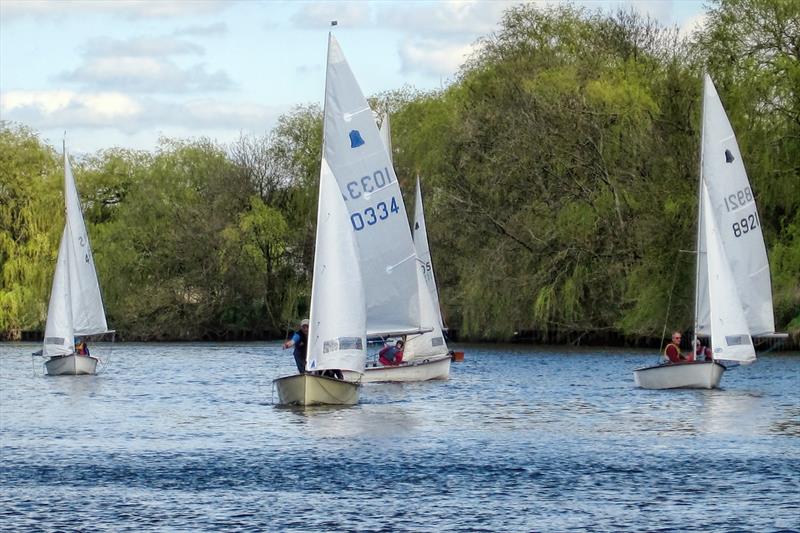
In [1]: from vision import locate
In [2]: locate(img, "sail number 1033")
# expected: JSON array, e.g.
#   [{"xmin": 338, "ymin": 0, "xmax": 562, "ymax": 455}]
[{"xmin": 351, "ymin": 196, "xmax": 401, "ymax": 231}]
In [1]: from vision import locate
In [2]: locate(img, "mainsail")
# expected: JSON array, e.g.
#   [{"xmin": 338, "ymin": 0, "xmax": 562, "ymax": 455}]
[
  {"xmin": 701, "ymin": 185, "xmax": 755, "ymax": 363},
  {"xmin": 695, "ymin": 75, "xmax": 775, "ymax": 338},
  {"xmin": 306, "ymin": 158, "xmax": 367, "ymax": 373},
  {"xmin": 322, "ymin": 35, "xmax": 422, "ymax": 337}
]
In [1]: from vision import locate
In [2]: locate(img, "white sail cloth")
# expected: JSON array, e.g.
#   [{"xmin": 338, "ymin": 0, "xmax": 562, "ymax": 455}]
[
  {"xmin": 322, "ymin": 35, "xmax": 422, "ymax": 337},
  {"xmin": 695, "ymin": 75, "xmax": 775, "ymax": 338},
  {"xmin": 306, "ymin": 159, "xmax": 367, "ymax": 373},
  {"xmin": 701, "ymin": 185, "xmax": 755, "ymax": 363}
]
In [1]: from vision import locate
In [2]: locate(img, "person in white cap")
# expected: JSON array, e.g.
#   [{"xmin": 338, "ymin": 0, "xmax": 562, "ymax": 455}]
[{"xmin": 283, "ymin": 318, "xmax": 309, "ymax": 373}]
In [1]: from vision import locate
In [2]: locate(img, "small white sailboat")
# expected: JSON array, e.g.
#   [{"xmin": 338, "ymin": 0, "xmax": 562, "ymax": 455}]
[
  {"xmin": 41, "ymin": 141, "xmax": 112, "ymax": 376},
  {"xmin": 358, "ymin": 176, "xmax": 451, "ymax": 382},
  {"xmin": 634, "ymin": 75, "xmax": 779, "ymax": 389},
  {"xmin": 342, "ymin": 112, "xmax": 450, "ymax": 382},
  {"xmin": 273, "ymin": 35, "xmax": 368, "ymax": 406}
]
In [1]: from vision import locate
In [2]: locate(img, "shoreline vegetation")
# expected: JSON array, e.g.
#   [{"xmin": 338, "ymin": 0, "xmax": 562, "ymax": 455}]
[{"xmin": 1, "ymin": 1, "xmax": 798, "ymax": 347}]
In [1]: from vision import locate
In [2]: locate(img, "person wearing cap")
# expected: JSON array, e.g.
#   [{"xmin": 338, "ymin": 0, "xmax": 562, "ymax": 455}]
[
  {"xmin": 283, "ymin": 319, "xmax": 309, "ymax": 373},
  {"xmin": 378, "ymin": 339, "xmax": 405, "ymax": 366}
]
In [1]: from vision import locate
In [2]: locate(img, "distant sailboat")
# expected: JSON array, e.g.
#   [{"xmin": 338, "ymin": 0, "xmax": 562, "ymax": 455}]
[
  {"xmin": 634, "ymin": 75, "xmax": 780, "ymax": 389},
  {"xmin": 41, "ymin": 141, "xmax": 112, "ymax": 376},
  {"xmin": 273, "ymin": 35, "xmax": 368, "ymax": 406}
]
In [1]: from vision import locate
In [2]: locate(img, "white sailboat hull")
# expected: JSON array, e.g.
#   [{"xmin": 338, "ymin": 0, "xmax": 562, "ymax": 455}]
[
  {"xmin": 44, "ymin": 354, "xmax": 98, "ymax": 376},
  {"xmin": 273, "ymin": 374, "xmax": 360, "ymax": 406},
  {"xmin": 633, "ymin": 360, "xmax": 725, "ymax": 390},
  {"xmin": 342, "ymin": 353, "xmax": 451, "ymax": 383}
]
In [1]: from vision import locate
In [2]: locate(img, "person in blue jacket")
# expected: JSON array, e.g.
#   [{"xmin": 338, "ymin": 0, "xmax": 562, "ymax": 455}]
[{"xmin": 283, "ymin": 319, "xmax": 309, "ymax": 373}]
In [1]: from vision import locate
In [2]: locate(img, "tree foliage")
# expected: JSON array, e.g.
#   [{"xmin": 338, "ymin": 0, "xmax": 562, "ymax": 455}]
[{"xmin": 1, "ymin": 0, "xmax": 797, "ymax": 343}]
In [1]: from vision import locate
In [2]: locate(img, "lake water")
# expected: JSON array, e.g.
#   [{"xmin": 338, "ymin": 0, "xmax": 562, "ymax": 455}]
[{"xmin": 1, "ymin": 342, "xmax": 798, "ymax": 532}]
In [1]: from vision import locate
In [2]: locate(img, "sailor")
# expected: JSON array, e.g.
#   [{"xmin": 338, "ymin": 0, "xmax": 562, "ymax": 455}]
[
  {"xmin": 283, "ymin": 319, "xmax": 309, "ymax": 373},
  {"xmin": 664, "ymin": 331, "xmax": 693, "ymax": 363},
  {"xmin": 379, "ymin": 339, "xmax": 405, "ymax": 366}
]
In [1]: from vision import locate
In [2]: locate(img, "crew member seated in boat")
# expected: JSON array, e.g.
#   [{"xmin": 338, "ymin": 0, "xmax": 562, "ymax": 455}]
[
  {"xmin": 320, "ymin": 369, "xmax": 344, "ymax": 380},
  {"xmin": 74, "ymin": 337, "xmax": 90, "ymax": 356},
  {"xmin": 695, "ymin": 339, "xmax": 713, "ymax": 361},
  {"xmin": 283, "ymin": 319, "xmax": 309, "ymax": 373},
  {"xmin": 664, "ymin": 331, "xmax": 694, "ymax": 363},
  {"xmin": 379, "ymin": 339, "xmax": 404, "ymax": 366}
]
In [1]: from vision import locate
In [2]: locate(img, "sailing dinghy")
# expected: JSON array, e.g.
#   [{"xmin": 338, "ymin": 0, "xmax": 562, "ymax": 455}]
[
  {"xmin": 312, "ymin": 38, "xmax": 439, "ymax": 384},
  {"xmin": 273, "ymin": 35, "xmax": 368, "ymax": 406},
  {"xmin": 634, "ymin": 75, "xmax": 780, "ymax": 389},
  {"xmin": 340, "ymin": 108, "xmax": 449, "ymax": 382},
  {"xmin": 41, "ymin": 141, "xmax": 112, "ymax": 376},
  {"xmin": 366, "ymin": 176, "xmax": 452, "ymax": 382}
]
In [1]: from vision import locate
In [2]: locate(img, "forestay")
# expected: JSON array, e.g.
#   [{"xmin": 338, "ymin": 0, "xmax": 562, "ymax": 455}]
[
  {"xmin": 322, "ymin": 35, "xmax": 422, "ymax": 337},
  {"xmin": 695, "ymin": 75, "xmax": 775, "ymax": 337},
  {"xmin": 305, "ymin": 158, "xmax": 368, "ymax": 374}
]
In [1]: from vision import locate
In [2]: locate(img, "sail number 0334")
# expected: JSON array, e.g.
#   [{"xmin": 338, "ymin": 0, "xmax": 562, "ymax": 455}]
[{"xmin": 351, "ymin": 197, "xmax": 401, "ymax": 231}]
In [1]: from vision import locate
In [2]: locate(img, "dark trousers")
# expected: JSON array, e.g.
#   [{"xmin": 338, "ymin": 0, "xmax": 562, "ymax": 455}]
[{"xmin": 293, "ymin": 351, "xmax": 306, "ymax": 374}]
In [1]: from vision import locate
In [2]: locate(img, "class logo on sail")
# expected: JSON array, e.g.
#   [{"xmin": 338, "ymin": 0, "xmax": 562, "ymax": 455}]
[{"xmin": 349, "ymin": 130, "xmax": 365, "ymax": 148}]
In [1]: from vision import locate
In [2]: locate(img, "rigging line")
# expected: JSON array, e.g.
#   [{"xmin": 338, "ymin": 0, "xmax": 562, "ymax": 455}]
[{"xmin": 658, "ymin": 252, "xmax": 683, "ymax": 361}]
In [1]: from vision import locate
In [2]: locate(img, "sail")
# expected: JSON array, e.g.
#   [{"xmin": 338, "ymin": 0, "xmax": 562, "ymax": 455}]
[
  {"xmin": 379, "ymin": 111, "xmax": 392, "ymax": 164},
  {"xmin": 306, "ymin": 159, "xmax": 367, "ymax": 373},
  {"xmin": 43, "ymin": 227, "xmax": 75, "ymax": 357},
  {"xmin": 412, "ymin": 176, "xmax": 446, "ymax": 331},
  {"xmin": 322, "ymin": 34, "xmax": 421, "ymax": 337},
  {"xmin": 404, "ymin": 265, "xmax": 449, "ymax": 360},
  {"xmin": 697, "ymin": 75, "xmax": 775, "ymax": 336},
  {"xmin": 63, "ymin": 148, "xmax": 108, "ymax": 335},
  {"xmin": 702, "ymin": 185, "xmax": 755, "ymax": 363}
]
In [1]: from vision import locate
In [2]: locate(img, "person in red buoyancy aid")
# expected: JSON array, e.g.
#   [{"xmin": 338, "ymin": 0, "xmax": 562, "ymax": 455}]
[
  {"xmin": 379, "ymin": 339, "xmax": 405, "ymax": 366},
  {"xmin": 664, "ymin": 331, "xmax": 694, "ymax": 363}
]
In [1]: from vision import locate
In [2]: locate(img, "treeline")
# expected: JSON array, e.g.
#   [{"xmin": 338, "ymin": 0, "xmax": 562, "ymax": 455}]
[{"xmin": 1, "ymin": 0, "xmax": 798, "ymax": 343}]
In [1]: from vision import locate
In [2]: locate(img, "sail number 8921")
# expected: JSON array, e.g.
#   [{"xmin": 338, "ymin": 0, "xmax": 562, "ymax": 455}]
[
  {"xmin": 351, "ymin": 196, "xmax": 400, "ymax": 231},
  {"xmin": 732, "ymin": 212, "xmax": 759, "ymax": 238}
]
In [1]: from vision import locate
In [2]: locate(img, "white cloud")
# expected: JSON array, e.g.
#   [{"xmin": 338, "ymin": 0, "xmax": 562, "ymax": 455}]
[
  {"xmin": 399, "ymin": 38, "xmax": 479, "ymax": 78},
  {"xmin": 679, "ymin": 12, "xmax": 708, "ymax": 38},
  {"xmin": 0, "ymin": 0, "xmax": 234, "ymax": 21},
  {"xmin": 58, "ymin": 57, "xmax": 233, "ymax": 93},
  {"xmin": 378, "ymin": 1, "xmax": 518, "ymax": 39},
  {"xmin": 1, "ymin": 90, "xmax": 285, "ymax": 137},
  {"xmin": 2, "ymin": 90, "xmax": 142, "ymax": 127},
  {"xmin": 173, "ymin": 22, "xmax": 228, "ymax": 37},
  {"xmin": 81, "ymin": 36, "xmax": 205, "ymax": 58}
]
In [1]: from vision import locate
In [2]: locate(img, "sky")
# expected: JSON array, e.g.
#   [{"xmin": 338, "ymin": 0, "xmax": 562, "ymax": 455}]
[{"xmin": 0, "ymin": 0, "xmax": 708, "ymax": 155}]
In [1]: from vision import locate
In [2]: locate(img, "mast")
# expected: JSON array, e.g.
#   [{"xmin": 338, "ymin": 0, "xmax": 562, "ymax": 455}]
[{"xmin": 692, "ymin": 75, "xmax": 708, "ymax": 352}]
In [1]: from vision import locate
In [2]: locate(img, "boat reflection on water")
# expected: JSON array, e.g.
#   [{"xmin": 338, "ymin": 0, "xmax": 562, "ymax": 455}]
[{"xmin": 697, "ymin": 388, "xmax": 768, "ymax": 436}]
